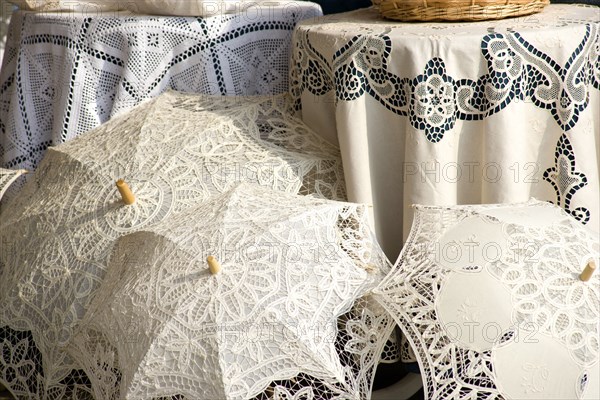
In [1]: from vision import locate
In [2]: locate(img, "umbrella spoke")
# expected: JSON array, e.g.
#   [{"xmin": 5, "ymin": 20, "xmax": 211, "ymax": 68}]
[
  {"xmin": 66, "ymin": 184, "xmax": 383, "ymax": 399},
  {"xmin": 375, "ymin": 200, "xmax": 600, "ymax": 400},
  {"xmin": 1, "ymin": 91, "xmax": 348, "ymax": 396}
]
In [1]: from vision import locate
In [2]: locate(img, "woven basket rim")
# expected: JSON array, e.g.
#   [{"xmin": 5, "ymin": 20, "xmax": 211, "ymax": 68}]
[{"xmin": 374, "ymin": 0, "xmax": 550, "ymax": 22}]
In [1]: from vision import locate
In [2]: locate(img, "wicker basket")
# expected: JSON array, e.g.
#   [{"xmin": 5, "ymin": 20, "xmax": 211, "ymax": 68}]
[{"xmin": 373, "ymin": 0, "xmax": 550, "ymax": 22}]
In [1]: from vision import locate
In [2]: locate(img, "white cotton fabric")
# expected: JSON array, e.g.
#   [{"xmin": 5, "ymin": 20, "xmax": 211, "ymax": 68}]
[
  {"xmin": 7, "ymin": 0, "xmax": 125, "ymax": 11},
  {"xmin": 127, "ymin": 0, "xmax": 311, "ymax": 17},
  {"xmin": 291, "ymin": 4, "xmax": 600, "ymax": 261},
  {"xmin": 0, "ymin": 2, "xmax": 322, "ymax": 198}
]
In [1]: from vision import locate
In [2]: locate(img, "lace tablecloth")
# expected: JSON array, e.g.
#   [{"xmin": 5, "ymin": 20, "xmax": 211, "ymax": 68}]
[
  {"xmin": 291, "ymin": 4, "xmax": 600, "ymax": 259},
  {"xmin": 0, "ymin": 2, "xmax": 321, "ymax": 173}
]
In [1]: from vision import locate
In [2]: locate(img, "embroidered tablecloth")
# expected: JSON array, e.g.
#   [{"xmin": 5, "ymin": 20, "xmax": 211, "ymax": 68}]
[
  {"xmin": 0, "ymin": 2, "xmax": 321, "ymax": 174},
  {"xmin": 291, "ymin": 4, "xmax": 600, "ymax": 259}
]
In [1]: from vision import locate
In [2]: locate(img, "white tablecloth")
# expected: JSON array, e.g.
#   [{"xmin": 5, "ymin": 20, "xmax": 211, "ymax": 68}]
[
  {"xmin": 0, "ymin": 2, "xmax": 321, "ymax": 173},
  {"xmin": 291, "ymin": 4, "xmax": 600, "ymax": 259}
]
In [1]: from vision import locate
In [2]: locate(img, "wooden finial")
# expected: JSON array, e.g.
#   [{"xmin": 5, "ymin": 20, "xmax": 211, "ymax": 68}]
[
  {"xmin": 580, "ymin": 260, "xmax": 596, "ymax": 282},
  {"xmin": 116, "ymin": 179, "xmax": 135, "ymax": 205},
  {"xmin": 207, "ymin": 256, "xmax": 221, "ymax": 275}
]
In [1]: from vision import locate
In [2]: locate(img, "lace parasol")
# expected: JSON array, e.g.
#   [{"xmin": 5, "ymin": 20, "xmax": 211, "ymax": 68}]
[
  {"xmin": 374, "ymin": 199, "xmax": 600, "ymax": 399},
  {"xmin": 0, "ymin": 91, "xmax": 345, "ymax": 398},
  {"xmin": 68, "ymin": 183, "xmax": 386, "ymax": 399}
]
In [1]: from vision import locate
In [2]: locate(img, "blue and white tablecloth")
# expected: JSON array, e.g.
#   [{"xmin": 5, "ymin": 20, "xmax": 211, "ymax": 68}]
[
  {"xmin": 292, "ymin": 4, "xmax": 600, "ymax": 259},
  {"xmin": 0, "ymin": 2, "xmax": 321, "ymax": 175}
]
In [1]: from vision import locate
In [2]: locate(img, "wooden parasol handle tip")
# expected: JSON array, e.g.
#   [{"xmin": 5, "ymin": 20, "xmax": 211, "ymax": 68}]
[
  {"xmin": 207, "ymin": 256, "xmax": 222, "ymax": 275},
  {"xmin": 580, "ymin": 260, "xmax": 596, "ymax": 282},
  {"xmin": 116, "ymin": 179, "xmax": 135, "ymax": 205}
]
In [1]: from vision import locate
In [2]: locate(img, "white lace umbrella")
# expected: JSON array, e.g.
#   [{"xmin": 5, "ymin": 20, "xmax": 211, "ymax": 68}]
[
  {"xmin": 0, "ymin": 91, "xmax": 345, "ymax": 398},
  {"xmin": 373, "ymin": 199, "xmax": 600, "ymax": 400},
  {"xmin": 68, "ymin": 183, "xmax": 384, "ymax": 400},
  {"xmin": 0, "ymin": 168, "xmax": 26, "ymax": 202}
]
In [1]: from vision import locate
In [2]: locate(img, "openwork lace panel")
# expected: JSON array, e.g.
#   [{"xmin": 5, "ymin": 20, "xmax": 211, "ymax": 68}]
[
  {"xmin": 0, "ymin": 2, "xmax": 322, "ymax": 183},
  {"xmin": 0, "ymin": 91, "xmax": 346, "ymax": 398},
  {"xmin": 374, "ymin": 200, "xmax": 599, "ymax": 400},
  {"xmin": 67, "ymin": 183, "xmax": 390, "ymax": 399}
]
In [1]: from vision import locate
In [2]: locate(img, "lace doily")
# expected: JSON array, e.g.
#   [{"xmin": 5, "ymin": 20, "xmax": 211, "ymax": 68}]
[
  {"xmin": 68, "ymin": 183, "xmax": 387, "ymax": 399},
  {"xmin": 0, "ymin": 91, "xmax": 345, "ymax": 398},
  {"xmin": 374, "ymin": 200, "xmax": 600, "ymax": 399}
]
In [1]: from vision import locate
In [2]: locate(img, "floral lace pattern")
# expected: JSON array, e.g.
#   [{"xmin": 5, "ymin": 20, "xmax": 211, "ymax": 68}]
[
  {"xmin": 289, "ymin": 4, "xmax": 600, "ymax": 245},
  {"xmin": 543, "ymin": 134, "xmax": 590, "ymax": 224},
  {"xmin": 67, "ymin": 184, "xmax": 389, "ymax": 399},
  {"xmin": 0, "ymin": 92, "xmax": 345, "ymax": 398},
  {"xmin": 374, "ymin": 200, "xmax": 599, "ymax": 399},
  {"xmin": 291, "ymin": 6, "xmax": 600, "ymax": 142},
  {"xmin": 0, "ymin": 326, "xmax": 93, "ymax": 399},
  {"xmin": 0, "ymin": 3, "xmax": 322, "ymax": 181}
]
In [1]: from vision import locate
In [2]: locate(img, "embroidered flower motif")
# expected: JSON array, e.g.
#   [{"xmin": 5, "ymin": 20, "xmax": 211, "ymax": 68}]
[
  {"xmin": 410, "ymin": 58, "xmax": 456, "ymax": 142},
  {"xmin": 344, "ymin": 308, "xmax": 388, "ymax": 368},
  {"xmin": 0, "ymin": 339, "xmax": 36, "ymax": 391},
  {"xmin": 486, "ymin": 37, "xmax": 523, "ymax": 80},
  {"xmin": 357, "ymin": 38, "xmax": 386, "ymax": 71},
  {"xmin": 457, "ymin": 298, "xmax": 482, "ymax": 323},
  {"xmin": 522, "ymin": 362, "xmax": 550, "ymax": 394},
  {"xmin": 273, "ymin": 385, "xmax": 315, "ymax": 400}
]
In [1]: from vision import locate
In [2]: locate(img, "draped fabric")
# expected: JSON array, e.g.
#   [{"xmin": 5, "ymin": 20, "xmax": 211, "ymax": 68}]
[
  {"xmin": 0, "ymin": 0, "xmax": 13, "ymax": 65},
  {"xmin": 291, "ymin": 4, "xmax": 600, "ymax": 260},
  {"xmin": 0, "ymin": 2, "xmax": 322, "ymax": 182}
]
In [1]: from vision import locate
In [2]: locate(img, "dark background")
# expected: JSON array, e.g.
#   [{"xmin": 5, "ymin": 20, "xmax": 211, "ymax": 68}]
[{"xmin": 310, "ymin": 0, "xmax": 600, "ymax": 14}]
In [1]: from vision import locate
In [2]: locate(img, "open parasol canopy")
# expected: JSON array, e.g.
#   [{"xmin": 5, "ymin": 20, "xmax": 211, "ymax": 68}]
[
  {"xmin": 68, "ymin": 183, "xmax": 385, "ymax": 400},
  {"xmin": 373, "ymin": 199, "xmax": 599, "ymax": 400},
  {"xmin": 0, "ymin": 90, "xmax": 345, "ymax": 397}
]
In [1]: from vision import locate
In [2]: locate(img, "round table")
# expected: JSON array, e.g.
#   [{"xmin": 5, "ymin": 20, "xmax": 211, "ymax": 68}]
[
  {"xmin": 0, "ymin": 2, "xmax": 321, "ymax": 176},
  {"xmin": 291, "ymin": 4, "xmax": 600, "ymax": 260}
]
